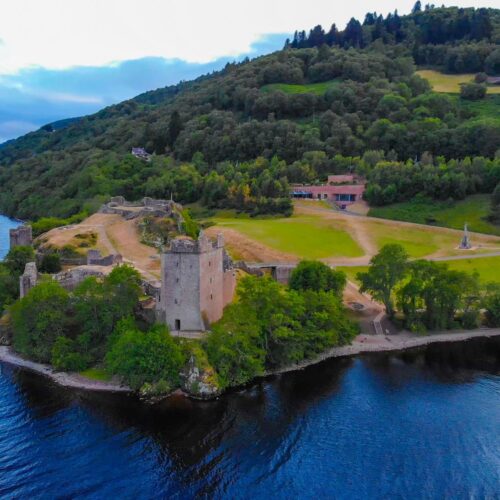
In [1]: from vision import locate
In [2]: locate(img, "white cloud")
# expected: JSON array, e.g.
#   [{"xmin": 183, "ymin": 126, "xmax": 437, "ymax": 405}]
[{"xmin": 1, "ymin": 0, "xmax": 497, "ymax": 74}]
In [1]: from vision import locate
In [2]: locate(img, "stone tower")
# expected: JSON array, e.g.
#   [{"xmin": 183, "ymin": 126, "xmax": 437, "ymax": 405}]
[
  {"xmin": 9, "ymin": 225, "xmax": 33, "ymax": 249},
  {"xmin": 157, "ymin": 232, "xmax": 235, "ymax": 332}
]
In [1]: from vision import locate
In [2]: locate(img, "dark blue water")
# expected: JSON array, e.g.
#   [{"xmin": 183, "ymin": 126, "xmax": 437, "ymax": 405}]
[
  {"xmin": 0, "ymin": 216, "xmax": 499, "ymax": 498},
  {"xmin": 0, "ymin": 214, "xmax": 20, "ymax": 259},
  {"xmin": 0, "ymin": 340, "xmax": 499, "ymax": 499}
]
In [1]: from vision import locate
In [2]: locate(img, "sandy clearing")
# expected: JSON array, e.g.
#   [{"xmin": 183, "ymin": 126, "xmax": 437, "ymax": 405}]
[
  {"xmin": 105, "ymin": 217, "xmax": 161, "ymax": 280},
  {"xmin": 39, "ymin": 213, "xmax": 161, "ymax": 281}
]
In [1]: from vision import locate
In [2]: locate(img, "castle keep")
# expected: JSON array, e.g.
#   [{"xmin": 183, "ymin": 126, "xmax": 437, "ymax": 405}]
[{"xmin": 157, "ymin": 233, "xmax": 236, "ymax": 333}]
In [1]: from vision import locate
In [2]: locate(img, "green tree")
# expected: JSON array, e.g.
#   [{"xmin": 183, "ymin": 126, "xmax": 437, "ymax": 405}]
[
  {"xmin": 167, "ymin": 110, "xmax": 183, "ymax": 147},
  {"xmin": 289, "ymin": 260, "xmax": 346, "ymax": 297},
  {"xmin": 10, "ymin": 281, "xmax": 70, "ymax": 362},
  {"xmin": 0, "ymin": 264, "xmax": 18, "ymax": 311},
  {"xmin": 206, "ymin": 304, "xmax": 266, "ymax": 389},
  {"xmin": 51, "ymin": 337, "xmax": 89, "ymax": 371},
  {"xmin": 106, "ymin": 324, "xmax": 184, "ymax": 392},
  {"xmin": 4, "ymin": 246, "xmax": 35, "ymax": 275},
  {"xmin": 39, "ymin": 253, "xmax": 62, "ymax": 273},
  {"xmin": 483, "ymin": 283, "xmax": 500, "ymax": 327},
  {"xmin": 460, "ymin": 82, "xmax": 487, "ymax": 100},
  {"xmin": 357, "ymin": 244, "xmax": 409, "ymax": 317}
]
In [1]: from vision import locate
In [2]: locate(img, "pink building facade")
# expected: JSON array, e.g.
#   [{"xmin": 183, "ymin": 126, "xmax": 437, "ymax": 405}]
[{"xmin": 291, "ymin": 183, "xmax": 365, "ymax": 208}]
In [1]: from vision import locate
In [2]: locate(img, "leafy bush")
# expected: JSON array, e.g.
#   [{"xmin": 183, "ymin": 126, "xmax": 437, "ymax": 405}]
[
  {"xmin": 39, "ymin": 253, "xmax": 62, "ymax": 273},
  {"xmin": 106, "ymin": 324, "xmax": 184, "ymax": 391},
  {"xmin": 289, "ymin": 260, "xmax": 346, "ymax": 296},
  {"xmin": 31, "ymin": 212, "xmax": 88, "ymax": 237},
  {"xmin": 460, "ymin": 82, "xmax": 487, "ymax": 100},
  {"xmin": 10, "ymin": 282, "xmax": 70, "ymax": 363},
  {"xmin": 51, "ymin": 337, "xmax": 89, "ymax": 371}
]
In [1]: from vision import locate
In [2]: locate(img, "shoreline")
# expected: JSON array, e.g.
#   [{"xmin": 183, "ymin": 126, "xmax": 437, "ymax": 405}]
[
  {"xmin": 271, "ymin": 328, "xmax": 500, "ymax": 375},
  {"xmin": 0, "ymin": 346, "xmax": 132, "ymax": 393},
  {"xmin": 1, "ymin": 328, "xmax": 500, "ymax": 397}
]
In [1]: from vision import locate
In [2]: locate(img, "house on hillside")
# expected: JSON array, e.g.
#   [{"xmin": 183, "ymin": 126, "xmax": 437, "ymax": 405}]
[
  {"xmin": 131, "ymin": 147, "xmax": 151, "ymax": 161},
  {"xmin": 486, "ymin": 76, "xmax": 500, "ymax": 85},
  {"xmin": 291, "ymin": 174, "xmax": 365, "ymax": 209}
]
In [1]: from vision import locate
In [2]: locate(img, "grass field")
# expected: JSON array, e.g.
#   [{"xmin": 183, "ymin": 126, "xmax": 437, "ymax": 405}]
[
  {"xmin": 212, "ymin": 215, "xmax": 364, "ymax": 259},
  {"xmin": 417, "ymin": 69, "xmax": 500, "ymax": 94},
  {"xmin": 261, "ymin": 79, "xmax": 340, "ymax": 95},
  {"xmin": 79, "ymin": 368, "xmax": 110, "ymax": 381},
  {"xmin": 445, "ymin": 256, "xmax": 500, "ymax": 284},
  {"xmin": 365, "ymin": 219, "xmax": 460, "ymax": 258},
  {"xmin": 337, "ymin": 266, "xmax": 368, "ymax": 284},
  {"xmin": 369, "ymin": 195, "xmax": 500, "ymax": 236}
]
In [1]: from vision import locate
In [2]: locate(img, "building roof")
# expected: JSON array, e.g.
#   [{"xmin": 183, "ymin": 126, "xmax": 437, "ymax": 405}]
[{"xmin": 486, "ymin": 76, "xmax": 500, "ymax": 85}]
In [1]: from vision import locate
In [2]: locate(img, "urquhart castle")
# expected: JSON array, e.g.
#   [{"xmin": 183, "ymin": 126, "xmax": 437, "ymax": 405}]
[{"xmin": 11, "ymin": 197, "xmax": 236, "ymax": 335}]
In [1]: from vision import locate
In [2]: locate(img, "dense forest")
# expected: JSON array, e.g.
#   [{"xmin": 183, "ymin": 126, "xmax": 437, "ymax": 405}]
[
  {"xmin": 0, "ymin": 5, "xmax": 499, "ymax": 219},
  {"xmin": 287, "ymin": 4, "xmax": 500, "ymax": 74}
]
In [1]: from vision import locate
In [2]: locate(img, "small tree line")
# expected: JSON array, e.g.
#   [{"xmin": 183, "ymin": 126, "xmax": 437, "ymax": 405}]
[{"xmin": 357, "ymin": 244, "xmax": 500, "ymax": 331}]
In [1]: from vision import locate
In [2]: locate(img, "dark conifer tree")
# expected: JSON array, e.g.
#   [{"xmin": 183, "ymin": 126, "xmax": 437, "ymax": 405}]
[{"xmin": 167, "ymin": 110, "xmax": 182, "ymax": 148}]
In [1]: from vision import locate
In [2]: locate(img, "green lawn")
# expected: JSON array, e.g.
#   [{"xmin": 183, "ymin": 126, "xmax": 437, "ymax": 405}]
[
  {"xmin": 337, "ymin": 265, "xmax": 368, "ymax": 284},
  {"xmin": 213, "ymin": 215, "xmax": 363, "ymax": 259},
  {"xmin": 366, "ymin": 220, "xmax": 461, "ymax": 258},
  {"xmin": 444, "ymin": 256, "xmax": 500, "ymax": 284},
  {"xmin": 79, "ymin": 368, "xmax": 111, "ymax": 381},
  {"xmin": 369, "ymin": 195, "xmax": 500, "ymax": 236},
  {"xmin": 261, "ymin": 79, "xmax": 340, "ymax": 95},
  {"xmin": 417, "ymin": 69, "xmax": 500, "ymax": 94}
]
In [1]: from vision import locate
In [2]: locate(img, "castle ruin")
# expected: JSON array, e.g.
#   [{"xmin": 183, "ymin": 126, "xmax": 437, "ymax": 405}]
[
  {"xmin": 9, "ymin": 225, "xmax": 33, "ymax": 249},
  {"xmin": 20, "ymin": 262, "xmax": 38, "ymax": 298},
  {"xmin": 157, "ymin": 233, "xmax": 236, "ymax": 333}
]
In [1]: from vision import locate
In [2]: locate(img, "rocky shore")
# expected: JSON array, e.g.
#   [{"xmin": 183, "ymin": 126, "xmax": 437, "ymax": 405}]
[
  {"xmin": 1, "ymin": 328, "xmax": 500, "ymax": 397},
  {"xmin": 272, "ymin": 328, "xmax": 500, "ymax": 375},
  {"xmin": 0, "ymin": 346, "xmax": 131, "ymax": 393}
]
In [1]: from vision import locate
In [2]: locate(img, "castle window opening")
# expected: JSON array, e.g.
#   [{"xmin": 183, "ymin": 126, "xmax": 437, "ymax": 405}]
[{"xmin": 175, "ymin": 319, "xmax": 181, "ymax": 330}]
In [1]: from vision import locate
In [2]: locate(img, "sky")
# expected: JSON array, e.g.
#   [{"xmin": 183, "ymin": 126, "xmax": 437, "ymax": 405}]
[{"xmin": 0, "ymin": 0, "xmax": 497, "ymax": 143}]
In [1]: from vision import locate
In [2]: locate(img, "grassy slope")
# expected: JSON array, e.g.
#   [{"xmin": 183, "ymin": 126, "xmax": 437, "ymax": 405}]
[
  {"xmin": 213, "ymin": 215, "xmax": 364, "ymax": 259},
  {"xmin": 260, "ymin": 79, "xmax": 340, "ymax": 95},
  {"xmin": 417, "ymin": 69, "xmax": 500, "ymax": 94},
  {"xmin": 364, "ymin": 219, "xmax": 461, "ymax": 258},
  {"xmin": 369, "ymin": 195, "xmax": 500, "ymax": 236}
]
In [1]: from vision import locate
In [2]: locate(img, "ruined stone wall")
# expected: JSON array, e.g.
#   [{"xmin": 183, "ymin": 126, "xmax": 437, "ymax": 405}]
[
  {"xmin": 9, "ymin": 226, "xmax": 33, "ymax": 249},
  {"xmin": 199, "ymin": 247, "xmax": 224, "ymax": 326},
  {"xmin": 19, "ymin": 262, "xmax": 38, "ymax": 298},
  {"xmin": 53, "ymin": 267, "xmax": 104, "ymax": 291},
  {"xmin": 86, "ymin": 249, "xmax": 122, "ymax": 266},
  {"xmin": 223, "ymin": 269, "xmax": 236, "ymax": 307},
  {"xmin": 272, "ymin": 265, "xmax": 295, "ymax": 284}
]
